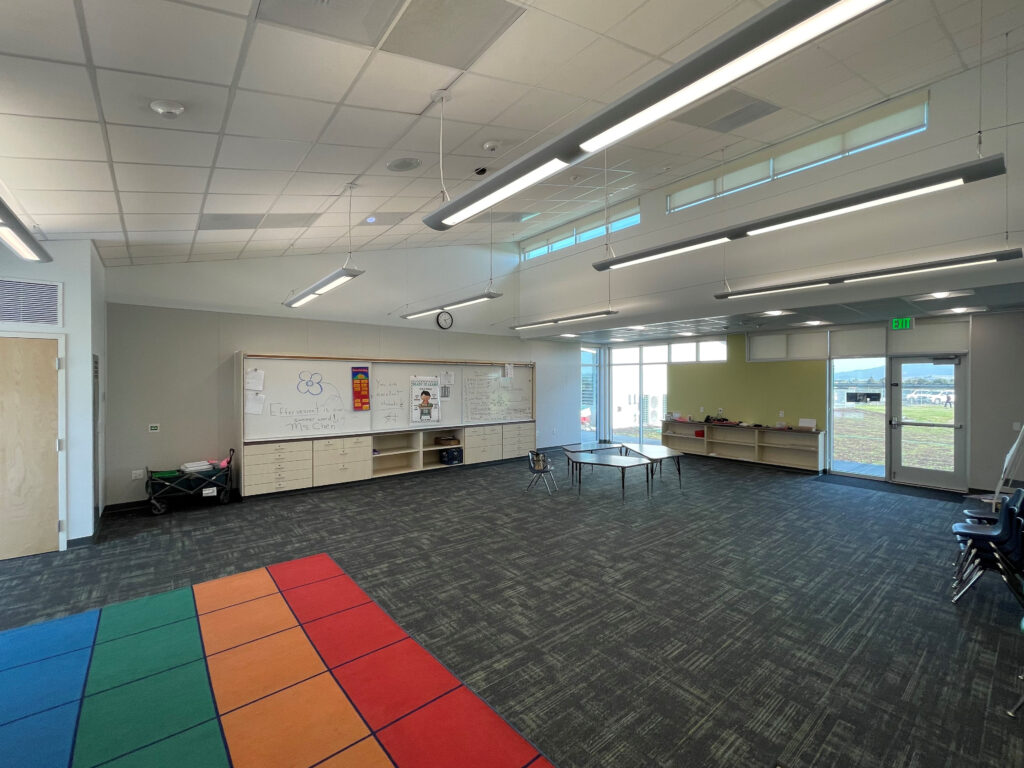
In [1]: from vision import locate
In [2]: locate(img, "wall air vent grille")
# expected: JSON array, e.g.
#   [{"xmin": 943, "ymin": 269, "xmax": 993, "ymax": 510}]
[{"xmin": 0, "ymin": 279, "xmax": 62, "ymax": 326}]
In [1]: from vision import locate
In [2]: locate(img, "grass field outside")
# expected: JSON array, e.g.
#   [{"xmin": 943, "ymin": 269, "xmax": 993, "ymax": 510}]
[{"xmin": 833, "ymin": 402, "xmax": 955, "ymax": 473}]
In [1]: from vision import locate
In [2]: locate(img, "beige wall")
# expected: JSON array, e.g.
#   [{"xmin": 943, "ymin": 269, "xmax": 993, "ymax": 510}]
[
  {"xmin": 105, "ymin": 303, "xmax": 580, "ymax": 505},
  {"xmin": 969, "ymin": 311, "xmax": 1024, "ymax": 490}
]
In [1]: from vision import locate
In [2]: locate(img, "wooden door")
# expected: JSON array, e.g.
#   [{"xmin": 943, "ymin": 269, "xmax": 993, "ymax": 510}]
[{"xmin": 0, "ymin": 337, "xmax": 59, "ymax": 559}]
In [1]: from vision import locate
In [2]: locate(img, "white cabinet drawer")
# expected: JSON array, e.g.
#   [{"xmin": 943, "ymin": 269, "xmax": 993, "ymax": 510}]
[
  {"xmin": 313, "ymin": 460, "xmax": 372, "ymax": 486},
  {"xmin": 313, "ymin": 446, "xmax": 372, "ymax": 465},
  {"xmin": 244, "ymin": 441, "xmax": 311, "ymax": 458},
  {"xmin": 345, "ymin": 435, "xmax": 371, "ymax": 449},
  {"xmin": 502, "ymin": 443, "xmax": 535, "ymax": 460},
  {"xmin": 465, "ymin": 426, "xmax": 501, "ymax": 448},
  {"xmin": 465, "ymin": 444, "xmax": 503, "ymax": 464},
  {"xmin": 314, "ymin": 435, "xmax": 372, "ymax": 453},
  {"xmin": 245, "ymin": 457, "xmax": 310, "ymax": 474},
  {"xmin": 245, "ymin": 465, "xmax": 312, "ymax": 484},
  {"xmin": 243, "ymin": 476, "xmax": 311, "ymax": 496},
  {"xmin": 503, "ymin": 423, "xmax": 534, "ymax": 441}
]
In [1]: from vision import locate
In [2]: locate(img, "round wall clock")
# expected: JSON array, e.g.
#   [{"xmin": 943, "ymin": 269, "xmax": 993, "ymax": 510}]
[{"xmin": 436, "ymin": 311, "xmax": 454, "ymax": 329}]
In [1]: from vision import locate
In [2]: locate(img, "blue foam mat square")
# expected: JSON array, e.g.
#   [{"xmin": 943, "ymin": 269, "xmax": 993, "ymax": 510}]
[
  {"xmin": 0, "ymin": 648, "xmax": 92, "ymax": 725},
  {"xmin": 0, "ymin": 611, "xmax": 99, "ymax": 671},
  {"xmin": 0, "ymin": 700, "xmax": 79, "ymax": 768}
]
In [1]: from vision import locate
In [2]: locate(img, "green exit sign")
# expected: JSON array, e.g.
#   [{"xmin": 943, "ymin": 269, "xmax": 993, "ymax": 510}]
[{"xmin": 892, "ymin": 317, "xmax": 915, "ymax": 331}]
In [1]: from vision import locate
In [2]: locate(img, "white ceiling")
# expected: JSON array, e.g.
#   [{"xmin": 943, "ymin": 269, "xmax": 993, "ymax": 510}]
[{"xmin": 0, "ymin": 0, "xmax": 1020, "ymax": 269}]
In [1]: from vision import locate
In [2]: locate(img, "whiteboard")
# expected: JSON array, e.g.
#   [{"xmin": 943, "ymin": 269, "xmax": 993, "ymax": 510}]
[
  {"xmin": 370, "ymin": 363, "xmax": 464, "ymax": 431},
  {"xmin": 243, "ymin": 355, "xmax": 533, "ymax": 442},
  {"xmin": 462, "ymin": 365, "xmax": 533, "ymax": 424},
  {"xmin": 243, "ymin": 358, "xmax": 373, "ymax": 441}
]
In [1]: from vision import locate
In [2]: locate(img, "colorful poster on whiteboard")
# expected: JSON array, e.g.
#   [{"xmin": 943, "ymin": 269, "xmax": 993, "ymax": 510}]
[
  {"xmin": 411, "ymin": 376, "xmax": 440, "ymax": 423},
  {"xmin": 352, "ymin": 366, "xmax": 370, "ymax": 410}
]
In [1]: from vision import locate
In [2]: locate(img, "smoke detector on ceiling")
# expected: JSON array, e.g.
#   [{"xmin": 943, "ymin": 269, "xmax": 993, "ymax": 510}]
[
  {"xmin": 150, "ymin": 100, "xmax": 185, "ymax": 119},
  {"xmin": 481, "ymin": 140, "xmax": 501, "ymax": 153}
]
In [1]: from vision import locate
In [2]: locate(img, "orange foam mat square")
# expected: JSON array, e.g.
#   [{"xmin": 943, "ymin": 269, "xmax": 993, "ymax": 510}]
[
  {"xmin": 317, "ymin": 737, "xmax": 396, "ymax": 768},
  {"xmin": 198, "ymin": 593, "xmax": 297, "ymax": 655},
  {"xmin": 377, "ymin": 686, "xmax": 540, "ymax": 768},
  {"xmin": 304, "ymin": 603, "xmax": 407, "ymax": 668},
  {"xmin": 267, "ymin": 553, "xmax": 345, "ymax": 591},
  {"xmin": 283, "ymin": 574, "xmax": 371, "ymax": 623},
  {"xmin": 220, "ymin": 672, "xmax": 368, "ymax": 768},
  {"xmin": 332, "ymin": 638, "xmax": 460, "ymax": 730},
  {"xmin": 206, "ymin": 626, "xmax": 325, "ymax": 713}
]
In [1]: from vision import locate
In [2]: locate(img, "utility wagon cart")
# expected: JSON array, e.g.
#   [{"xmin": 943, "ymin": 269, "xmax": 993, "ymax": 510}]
[{"xmin": 145, "ymin": 449, "xmax": 234, "ymax": 515}]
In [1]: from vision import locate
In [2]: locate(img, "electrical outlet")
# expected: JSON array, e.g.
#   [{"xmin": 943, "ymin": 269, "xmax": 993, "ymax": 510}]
[
  {"xmin": 717, "ymin": 407, "xmax": 723, "ymax": 416},
  {"xmin": 779, "ymin": 410, "xmax": 785, "ymax": 418},
  {"xmin": 131, "ymin": 469, "xmax": 144, "ymax": 480},
  {"xmin": 148, "ymin": 424, "xmax": 160, "ymax": 433},
  {"xmin": 1014, "ymin": 421, "xmax": 1022, "ymax": 432},
  {"xmin": 699, "ymin": 406, "xmax": 705, "ymax": 413}
]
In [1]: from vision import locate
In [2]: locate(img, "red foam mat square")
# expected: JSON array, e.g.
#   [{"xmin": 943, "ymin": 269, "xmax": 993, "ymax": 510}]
[
  {"xmin": 304, "ymin": 603, "xmax": 407, "ymax": 668},
  {"xmin": 284, "ymin": 575, "xmax": 371, "ymax": 624},
  {"xmin": 377, "ymin": 686, "xmax": 539, "ymax": 768},
  {"xmin": 267, "ymin": 554, "xmax": 345, "ymax": 591},
  {"xmin": 332, "ymin": 638, "xmax": 460, "ymax": 730}
]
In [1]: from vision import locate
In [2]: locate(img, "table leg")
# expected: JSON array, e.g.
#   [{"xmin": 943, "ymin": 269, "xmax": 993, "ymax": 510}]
[
  {"xmin": 675, "ymin": 456, "xmax": 682, "ymax": 489},
  {"xmin": 621, "ymin": 467, "xmax": 625, "ymax": 501},
  {"xmin": 577, "ymin": 462, "xmax": 582, "ymax": 497},
  {"xmin": 646, "ymin": 465, "xmax": 650, "ymax": 498}
]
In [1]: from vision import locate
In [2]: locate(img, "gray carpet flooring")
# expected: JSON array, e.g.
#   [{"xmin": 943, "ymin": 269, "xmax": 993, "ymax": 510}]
[{"xmin": 1, "ymin": 452, "xmax": 1022, "ymax": 768}]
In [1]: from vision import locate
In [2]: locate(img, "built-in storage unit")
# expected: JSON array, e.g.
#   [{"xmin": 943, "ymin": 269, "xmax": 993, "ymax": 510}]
[
  {"xmin": 242, "ymin": 421, "xmax": 534, "ymax": 495},
  {"xmin": 661, "ymin": 420, "xmax": 824, "ymax": 472}
]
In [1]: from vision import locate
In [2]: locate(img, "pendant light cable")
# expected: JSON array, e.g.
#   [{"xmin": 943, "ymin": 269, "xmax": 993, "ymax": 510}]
[{"xmin": 977, "ymin": 0, "xmax": 984, "ymax": 158}]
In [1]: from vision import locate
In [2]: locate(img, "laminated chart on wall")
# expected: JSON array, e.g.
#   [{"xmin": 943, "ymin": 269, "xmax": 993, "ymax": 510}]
[{"xmin": 0, "ymin": 554, "xmax": 557, "ymax": 768}]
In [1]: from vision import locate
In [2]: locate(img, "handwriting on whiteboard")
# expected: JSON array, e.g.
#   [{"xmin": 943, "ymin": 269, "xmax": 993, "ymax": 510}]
[{"xmin": 372, "ymin": 377, "xmax": 405, "ymax": 427}]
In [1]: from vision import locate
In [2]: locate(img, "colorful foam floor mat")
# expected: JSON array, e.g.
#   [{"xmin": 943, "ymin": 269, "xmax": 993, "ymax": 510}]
[{"xmin": 0, "ymin": 554, "xmax": 554, "ymax": 768}]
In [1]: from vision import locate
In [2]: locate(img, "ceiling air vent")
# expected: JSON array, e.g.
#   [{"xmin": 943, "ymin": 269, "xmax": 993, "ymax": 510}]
[{"xmin": 0, "ymin": 279, "xmax": 62, "ymax": 326}]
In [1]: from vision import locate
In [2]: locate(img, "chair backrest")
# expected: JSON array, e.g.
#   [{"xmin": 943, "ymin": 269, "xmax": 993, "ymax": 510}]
[{"xmin": 528, "ymin": 450, "xmax": 548, "ymax": 471}]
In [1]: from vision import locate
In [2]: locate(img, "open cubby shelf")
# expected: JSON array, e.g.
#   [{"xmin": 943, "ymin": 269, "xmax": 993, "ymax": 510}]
[{"xmin": 662, "ymin": 420, "xmax": 824, "ymax": 472}]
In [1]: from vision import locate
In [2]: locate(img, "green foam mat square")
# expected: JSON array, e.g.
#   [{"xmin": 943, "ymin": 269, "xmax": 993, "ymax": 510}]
[
  {"xmin": 72, "ymin": 660, "xmax": 216, "ymax": 767},
  {"xmin": 95, "ymin": 588, "xmax": 196, "ymax": 643},
  {"xmin": 102, "ymin": 720, "xmax": 229, "ymax": 768},
  {"xmin": 85, "ymin": 618, "xmax": 203, "ymax": 695}
]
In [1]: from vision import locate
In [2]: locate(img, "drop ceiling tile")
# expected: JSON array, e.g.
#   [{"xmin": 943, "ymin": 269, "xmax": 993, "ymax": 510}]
[
  {"xmin": 453, "ymin": 125, "xmax": 538, "ymax": 158},
  {"xmin": 601, "ymin": 59, "xmax": 673, "ymax": 104},
  {"xmin": 16, "ymin": 190, "xmax": 118, "ymax": 215},
  {"xmin": 393, "ymin": 117, "xmax": 482, "ymax": 154},
  {"xmin": 131, "ymin": 253, "xmax": 190, "ymax": 264},
  {"xmin": 83, "ymin": 0, "xmax": 246, "ymax": 84},
  {"xmin": 243, "ymin": 238, "xmax": 291, "ymax": 251},
  {"xmin": 725, "ymin": 105, "xmax": 819, "ymax": 142},
  {"xmin": 107, "ymin": 125, "xmax": 218, "ymax": 166},
  {"xmin": 470, "ymin": 10, "xmax": 598, "ymax": 85},
  {"xmin": 872, "ymin": 55, "xmax": 964, "ymax": 97},
  {"xmin": 255, "ymin": 0, "xmax": 405, "ymax": 47},
  {"xmin": 0, "ymin": 158, "xmax": 112, "ymax": 191},
  {"xmin": 188, "ymin": 0, "xmax": 253, "ymax": 13},
  {"xmin": 250, "ymin": 227, "xmax": 305, "ymax": 241},
  {"xmin": 240, "ymin": 23, "xmax": 371, "ymax": 102},
  {"xmin": 425, "ymin": 154, "xmax": 504, "ymax": 180},
  {"xmin": 189, "ymin": 250, "xmax": 243, "ymax": 261},
  {"xmin": 0, "ymin": 0, "xmax": 86, "ymax": 63},
  {"xmin": 524, "ymin": 0, "xmax": 647, "ymax": 34},
  {"xmin": 198, "ymin": 213, "xmax": 261, "ymax": 230},
  {"xmin": 321, "ymin": 106, "xmax": 417, "ymax": 148},
  {"xmin": 299, "ymin": 144, "xmax": 381, "ymax": 174},
  {"xmin": 395, "ymin": 177, "xmax": 446, "ymax": 197},
  {"xmin": 217, "ymin": 136, "xmax": 311, "ymax": 171},
  {"xmin": 99, "ymin": 246, "xmax": 130, "ymax": 259},
  {"xmin": 292, "ymin": 236, "xmax": 338, "ymax": 249},
  {"xmin": 491, "ymin": 87, "xmax": 586, "ymax": 132},
  {"xmin": 33, "ymin": 213, "xmax": 122, "ymax": 233},
  {"xmin": 129, "ymin": 243, "xmax": 191, "ymax": 258},
  {"xmin": 363, "ymin": 150, "xmax": 437, "ymax": 178},
  {"xmin": 227, "ymin": 90, "xmax": 334, "ymax": 141},
  {"xmin": 376, "ymin": 197, "xmax": 432, "ymax": 213},
  {"xmin": 818, "ymin": 0, "xmax": 935, "ymax": 60},
  {"xmin": 194, "ymin": 229, "xmax": 254, "ymax": 242},
  {"xmin": 119, "ymin": 192, "xmax": 204, "ymax": 213},
  {"xmin": 208, "ymin": 169, "xmax": 291, "ymax": 194},
  {"xmin": 102, "ymin": 257, "xmax": 133, "ymax": 266},
  {"xmin": 203, "ymin": 194, "xmax": 276, "ymax": 214},
  {"xmin": 283, "ymin": 172, "xmax": 354, "ymax": 195},
  {"xmin": 344, "ymin": 51, "xmax": 459, "ymax": 114},
  {"xmin": 426, "ymin": 73, "xmax": 530, "ymax": 124},
  {"xmin": 45, "ymin": 230, "xmax": 123, "ymax": 241},
  {"xmin": 96, "ymin": 70, "xmax": 230, "ymax": 133},
  {"xmin": 0, "ymin": 56, "xmax": 96, "ymax": 121},
  {"xmin": 300, "ymin": 226, "xmax": 349, "ymax": 239},
  {"xmin": 353, "ymin": 175, "xmax": 414, "ymax": 197},
  {"xmin": 661, "ymin": 0, "xmax": 764, "ymax": 63},
  {"xmin": 382, "ymin": 0, "xmax": 524, "ymax": 70},
  {"xmin": 539, "ymin": 37, "xmax": 652, "ymax": 101},
  {"xmin": 123, "ymin": 213, "xmax": 198, "ymax": 230},
  {"xmin": 270, "ymin": 196, "xmax": 332, "ymax": 214},
  {"xmin": 113, "ymin": 163, "xmax": 209, "ymax": 193},
  {"xmin": 0, "ymin": 115, "xmax": 106, "ymax": 160},
  {"xmin": 610, "ymin": 0, "xmax": 741, "ymax": 56},
  {"xmin": 192, "ymin": 240, "xmax": 251, "ymax": 253}
]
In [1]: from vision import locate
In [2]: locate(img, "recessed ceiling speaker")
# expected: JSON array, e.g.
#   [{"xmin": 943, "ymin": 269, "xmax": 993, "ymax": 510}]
[
  {"xmin": 386, "ymin": 157, "xmax": 421, "ymax": 172},
  {"xmin": 150, "ymin": 100, "xmax": 185, "ymax": 119}
]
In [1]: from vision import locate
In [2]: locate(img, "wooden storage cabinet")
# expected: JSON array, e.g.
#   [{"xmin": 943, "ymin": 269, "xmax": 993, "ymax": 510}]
[
  {"xmin": 501, "ymin": 422, "xmax": 536, "ymax": 459},
  {"xmin": 661, "ymin": 420, "xmax": 824, "ymax": 472},
  {"xmin": 244, "ymin": 441, "xmax": 312, "ymax": 496},
  {"xmin": 464, "ymin": 425, "xmax": 502, "ymax": 464},
  {"xmin": 314, "ymin": 436, "xmax": 373, "ymax": 486}
]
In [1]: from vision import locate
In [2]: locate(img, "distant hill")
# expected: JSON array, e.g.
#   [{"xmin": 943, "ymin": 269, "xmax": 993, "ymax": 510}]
[{"xmin": 834, "ymin": 363, "xmax": 954, "ymax": 382}]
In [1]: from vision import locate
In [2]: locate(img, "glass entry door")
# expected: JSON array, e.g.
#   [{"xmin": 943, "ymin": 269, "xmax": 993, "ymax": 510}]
[{"xmin": 890, "ymin": 356, "xmax": 966, "ymax": 490}]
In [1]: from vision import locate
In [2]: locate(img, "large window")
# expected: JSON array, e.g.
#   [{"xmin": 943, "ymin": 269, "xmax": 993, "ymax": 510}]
[
  {"xmin": 521, "ymin": 199, "xmax": 641, "ymax": 260},
  {"xmin": 580, "ymin": 347, "xmax": 598, "ymax": 442},
  {"xmin": 610, "ymin": 345, "xmax": 668, "ymax": 445},
  {"xmin": 667, "ymin": 96, "xmax": 928, "ymax": 214}
]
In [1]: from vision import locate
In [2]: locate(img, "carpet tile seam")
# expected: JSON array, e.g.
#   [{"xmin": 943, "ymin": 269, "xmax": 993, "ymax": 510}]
[
  {"xmin": 81, "ymin": 652, "xmax": 206, "ymax": 699},
  {"xmin": 324, "ymin": 635, "xmax": 412, "ymax": 671},
  {"xmin": 266, "ymin": 560, "xmax": 402, "ymax": 768},
  {"xmin": 306, "ymin": 733, "xmax": 381, "ymax": 768},
  {"xmin": 285, "ymin": 598, "xmax": 376, "ymax": 625},
  {"xmin": 81, "ymin": 716, "xmax": 222, "ymax": 768},
  {"xmin": 279, "ymin": 571, "xmax": 355, "ymax": 594},
  {"xmin": 91, "ymin": 614, "xmax": 197, "ymax": 649},
  {"xmin": 189, "ymin": 585, "xmax": 235, "ymax": 768},
  {"xmin": 0, "ymin": 642, "xmax": 95, "ymax": 674},
  {"xmin": 216, "ymin": 668, "xmax": 331, "ymax": 718},
  {"xmin": 193, "ymin": 588, "xmax": 286, "ymax": 618},
  {"xmin": 0, "ymin": 694, "xmax": 85, "ymax": 730},
  {"xmin": 370, "ymin": 683, "xmax": 464, "ymax": 734}
]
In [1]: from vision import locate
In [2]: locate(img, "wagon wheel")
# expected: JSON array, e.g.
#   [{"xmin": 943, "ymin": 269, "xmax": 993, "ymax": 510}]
[
  {"xmin": 150, "ymin": 499, "xmax": 168, "ymax": 516},
  {"xmin": 218, "ymin": 489, "xmax": 231, "ymax": 504}
]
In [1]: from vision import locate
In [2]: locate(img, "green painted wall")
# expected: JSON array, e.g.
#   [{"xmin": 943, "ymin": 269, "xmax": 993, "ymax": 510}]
[{"xmin": 666, "ymin": 334, "xmax": 827, "ymax": 429}]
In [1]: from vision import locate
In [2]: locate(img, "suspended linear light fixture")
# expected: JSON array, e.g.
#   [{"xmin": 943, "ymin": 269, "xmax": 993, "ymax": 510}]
[
  {"xmin": 401, "ymin": 289, "xmax": 503, "ymax": 319},
  {"xmin": 0, "ymin": 197, "xmax": 51, "ymax": 262},
  {"xmin": 424, "ymin": 0, "xmax": 890, "ymax": 231},
  {"xmin": 713, "ymin": 249, "xmax": 1022, "ymax": 300},
  {"xmin": 511, "ymin": 309, "xmax": 619, "ymax": 331},
  {"xmin": 593, "ymin": 155, "xmax": 1006, "ymax": 271},
  {"xmin": 283, "ymin": 184, "xmax": 364, "ymax": 308}
]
